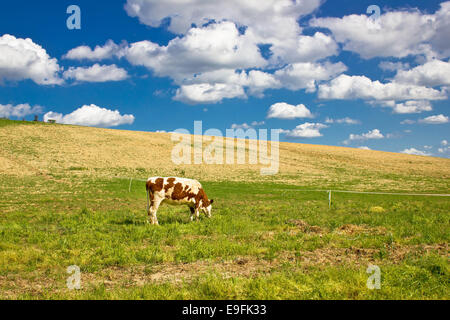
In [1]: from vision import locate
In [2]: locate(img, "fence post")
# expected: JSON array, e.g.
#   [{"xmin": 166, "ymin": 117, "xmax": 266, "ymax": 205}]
[
  {"xmin": 328, "ymin": 190, "xmax": 332, "ymax": 209},
  {"xmin": 129, "ymin": 178, "xmax": 133, "ymax": 192}
]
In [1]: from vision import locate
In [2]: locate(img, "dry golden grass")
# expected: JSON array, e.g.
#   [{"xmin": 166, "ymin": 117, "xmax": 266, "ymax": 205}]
[{"xmin": 1, "ymin": 122, "xmax": 449, "ymax": 191}]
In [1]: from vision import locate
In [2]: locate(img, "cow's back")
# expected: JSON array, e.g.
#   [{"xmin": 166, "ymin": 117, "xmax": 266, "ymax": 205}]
[{"xmin": 146, "ymin": 177, "xmax": 203, "ymax": 205}]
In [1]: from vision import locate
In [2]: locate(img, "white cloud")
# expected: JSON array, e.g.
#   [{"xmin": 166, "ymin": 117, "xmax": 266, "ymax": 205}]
[
  {"xmin": 274, "ymin": 61, "xmax": 347, "ymax": 92},
  {"xmin": 230, "ymin": 121, "xmax": 265, "ymax": 129},
  {"xmin": 318, "ymin": 74, "xmax": 446, "ymax": 101},
  {"xmin": 0, "ymin": 34, "xmax": 62, "ymax": 85},
  {"xmin": 125, "ymin": 21, "xmax": 266, "ymax": 82},
  {"xmin": 438, "ymin": 146, "xmax": 450, "ymax": 153},
  {"xmin": 267, "ymin": 102, "xmax": 313, "ymax": 119},
  {"xmin": 394, "ymin": 59, "xmax": 450, "ymax": 87},
  {"xmin": 325, "ymin": 117, "xmax": 360, "ymax": 124},
  {"xmin": 284, "ymin": 122, "xmax": 327, "ymax": 138},
  {"xmin": 349, "ymin": 129, "xmax": 384, "ymax": 141},
  {"xmin": 63, "ymin": 64, "xmax": 129, "ymax": 82},
  {"xmin": 441, "ymin": 140, "xmax": 448, "ymax": 146},
  {"xmin": 379, "ymin": 61, "xmax": 410, "ymax": 72},
  {"xmin": 310, "ymin": 3, "xmax": 450, "ymax": 59},
  {"xmin": 170, "ymin": 68, "xmax": 281, "ymax": 104},
  {"xmin": 430, "ymin": 2, "xmax": 450, "ymax": 58},
  {"xmin": 375, "ymin": 100, "xmax": 433, "ymax": 114},
  {"xmin": 270, "ymin": 32, "xmax": 339, "ymax": 64},
  {"xmin": 392, "ymin": 100, "xmax": 432, "ymax": 114},
  {"xmin": 251, "ymin": 121, "xmax": 265, "ymax": 126},
  {"xmin": 344, "ymin": 129, "xmax": 384, "ymax": 145},
  {"xmin": 0, "ymin": 103, "xmax": 43, "ymax": 118},
  {"xmin": 418, "ymin": 114, "xmax": 449, "ymax": 124},
  {"xmin": 121, "ymin": 1, "xmax": 347, "ymax": 103},
  {"xmin": 124, "ymin": 0, "xmax": 321, "ymax": 44},
  {"xmin": 63, "ymin": 40, "xmax": 126, "ymax": 61},
  {"xmin": 401, "ymin": 148, "xmax": 432, "ymax": 156},
  {"xmin": 358, "ymin": 146, "xmax": 371, "ymax": 150},
  {"xmin": 174, "ymin": 60, "xmax": 347, "ymax": 103},
  {"xmin": 401, "ymin": 119, "xmax": 416, "ymax": 125},
  {"xmin": 43, "ymin": 104, "xmax": 135, "ymax": 127},
  {"xmin": 174, "ymin": 83, "xmax": 245, "ymax": 104},
  {"xmin": 243, "ymin": 70, "xmax": 281, "ymax": 96}
]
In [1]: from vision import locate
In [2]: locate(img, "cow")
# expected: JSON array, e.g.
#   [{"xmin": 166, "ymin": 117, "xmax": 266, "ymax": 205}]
[{"xmin": 146, "ymin": 177, "xmax": 214, "ymax": 225}]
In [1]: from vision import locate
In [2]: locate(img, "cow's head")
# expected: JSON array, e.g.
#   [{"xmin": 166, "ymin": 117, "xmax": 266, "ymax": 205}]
[{"xmin": 202, "ymin": 199, "xmax": 214, "ymax": 218}]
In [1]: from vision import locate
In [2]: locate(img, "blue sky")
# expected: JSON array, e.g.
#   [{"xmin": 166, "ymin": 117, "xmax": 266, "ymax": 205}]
[{"xmin": 0, "ymin": 0, "xmax": 449, "ymax": 157}]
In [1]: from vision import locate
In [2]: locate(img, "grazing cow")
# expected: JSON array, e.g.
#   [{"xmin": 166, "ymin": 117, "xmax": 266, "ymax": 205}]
[{"xmin": 146, "ymin": 177, "xmax": 214, "ymax": 225}]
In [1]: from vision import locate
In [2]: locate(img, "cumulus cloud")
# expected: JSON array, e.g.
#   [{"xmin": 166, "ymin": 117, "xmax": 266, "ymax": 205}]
[
  {"xmin": 0, "ymin": 34, "xmax": 62, "ymax": 85},
  {"xmin": 63, "ymin": 40, "xmax": 127, "ymax": 61},
  {"xmin": 430, "ymin": 2, "xmax": 450, "ymax": 58},
  {"xmin": 171, "ymin": 68, "xmax": 283, "ymax": 104},
  {"xmin": 310, "ymin": 3, "xmax": 450, "ymax": 59},
  {"xmin": 442, "ymin": 140, "xmax": 448, "ymax": 146},
  {"xmin": 400, "ymin": 119, "xmax": 416, "ymax": 125},
  {"xmin": 401, "ymin": 148, "xmax": 432, "ymax": 156},
  {"xmin": 173, "ymin": 60, "xmax": 347, "ymax": 103},
  {"xmin": 274, "ymin": 61, "xmax": 347, "ymax": 92},
  {"xmin": 63, "ymin": 64, "xmax": 129, "ymax": 82},
  {"xmin": 324, "ymin": 117, "xmax": 360, "ymax": 124},
  {"xmin": 358, "ymin": 146, "xmax": 371, "ymax": 150},
  {"xmin": 43, "ymin": 104, "xmax": 135, "ymax": 127},
  {"xmin": 125, "ymin": 21, "xmax": 266, "ymax": 82},
  {"xmin": 349, "ymin": 129, "xmax": 384, "ymax": 141},
  {"xmin": 243, "ymin": 70, "xmax": 281, "ymax": 96},
  {"xmin": 284, "ymin": 122, "xmax": 327, "ymax": 138},
  {"xmin": 0, "ymin": 103, "xmax": 43, "ymax": 118},
  {"xmin": 174, "ymin": 83, "xmax": 246, "ymax": 104},
  {"xmin": 418, "ymin": 114, "xmax": 449, "ymax": 124},
  {"xmin": 318, "ymin": 74, "xmax": 446, "ymax": 101},
  {"xmin": 267, "ymin": 102, "xmax": 313, "ymax": 119},
  {"xmin": 343, "ymin": 129, "xmax": 384, "ymax": 145},
  {"xmin": 394, "ymin": 59, "xmax": 450, "ymax": 87},
  {"xmin": 231, "ymin": 121, "xmax": 265, "ymax": 130},
  {"xmin": 270, "ymin": 32, "xmax": 339, "ymax": 64},
  {"xmin": 124, "ymin": 0, "xmax": 321, "ymax": 44},
  {"xmin": 391, "ymin": 100, "xmax": 433, "ymax": 114},
  {"xmin": 374, "ymin": 100, "xmax": 433, "ymax": 114},
  {"xmin": 120, "ymin": 1, "xmax": 347, "ymax": 103},
  {"xmin": 379, "ymin": 61, "xmax": 410, "ymax": 72}
]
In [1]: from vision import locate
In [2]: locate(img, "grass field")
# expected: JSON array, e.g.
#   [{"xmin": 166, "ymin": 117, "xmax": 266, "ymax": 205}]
[{"xmin": 0, "ymin": 119, "xmax": 448, "ymax": 299}]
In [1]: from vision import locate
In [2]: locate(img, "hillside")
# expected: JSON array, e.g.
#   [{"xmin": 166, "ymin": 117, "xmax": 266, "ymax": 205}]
[{"xmin": 0, "ymin": 119, "xmax": 449, "ymax": 192}]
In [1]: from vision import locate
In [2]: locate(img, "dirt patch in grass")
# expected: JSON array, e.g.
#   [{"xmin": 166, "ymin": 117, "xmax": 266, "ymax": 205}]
[
  {"xmin": 287, "ymin": 219, "xmax": 323, "ymax": 234},
  {"xmin": 81, "ymin": 243, "xmax": 448, "ymax": 288},
  {"xmin": 336, "ymin": 224, "xmax": 388, "ymax": 235}
]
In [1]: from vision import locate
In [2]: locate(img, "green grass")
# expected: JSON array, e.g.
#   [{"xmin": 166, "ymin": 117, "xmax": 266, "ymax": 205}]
[{"xmin": 0, "ymin": 174, "xmax": 448, "ymax": 299}]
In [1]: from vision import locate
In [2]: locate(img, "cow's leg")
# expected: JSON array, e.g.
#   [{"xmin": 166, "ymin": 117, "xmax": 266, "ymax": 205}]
[
  {"xmin": 194, "ymin": 203, "xmax": 200, "ymax": 221},
  {"xmin": 189, "ymin": 206, "xmax": 195, "ymax": 221},
  {"xmin": 149, "ymin": 198, "xmax": 162, "ymax": 225}
]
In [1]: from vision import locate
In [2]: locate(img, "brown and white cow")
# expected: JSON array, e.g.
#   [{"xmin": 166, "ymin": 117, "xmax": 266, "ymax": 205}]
[{"xmin": 146, "ymin": 177, "xmax": 214, "ymax": 225}]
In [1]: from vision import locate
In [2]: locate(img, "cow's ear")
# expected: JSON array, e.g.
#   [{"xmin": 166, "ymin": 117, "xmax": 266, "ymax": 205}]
[{"xmin": 210, "ymin": 199, "xmax": 214, "ymax": 204}]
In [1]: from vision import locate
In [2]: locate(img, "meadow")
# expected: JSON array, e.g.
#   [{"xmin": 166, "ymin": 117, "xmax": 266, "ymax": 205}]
[{"xmin": 0, "ymin": 119, "xmax": 448, "ymax": 299}]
